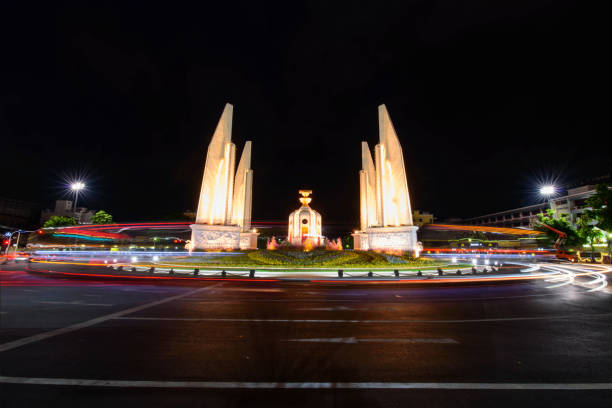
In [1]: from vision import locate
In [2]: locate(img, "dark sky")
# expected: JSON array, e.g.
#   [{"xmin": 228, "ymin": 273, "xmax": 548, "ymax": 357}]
[{"xmin": 2, "ymin": 1, "xmax": 608, "ymax": 227}]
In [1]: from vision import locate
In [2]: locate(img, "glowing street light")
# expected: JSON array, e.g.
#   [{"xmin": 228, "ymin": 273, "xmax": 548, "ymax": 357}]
[
  {"xmin": 70, "ymin": 181, "xmax": 85, "ymax": 215},
  {"xmin": 540, "ymin": 185, "xmax": 555, "ymax": 197},
  {"xmin": 540, "ymin": 185, "xmax": 556, "ymax": 212}
]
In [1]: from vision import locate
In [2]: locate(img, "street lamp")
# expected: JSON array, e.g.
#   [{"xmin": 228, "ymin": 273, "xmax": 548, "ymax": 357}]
[
  {"xmin": 540, "ymin": 185, "xmax": 555, "ymax": 197},
  {"xmin": 70, "ymin": 182, "xmax": 85, "ymax": 215},
  {"xmin": 540, "ymin": 185, "xmax": 556, "ymax": 213}
]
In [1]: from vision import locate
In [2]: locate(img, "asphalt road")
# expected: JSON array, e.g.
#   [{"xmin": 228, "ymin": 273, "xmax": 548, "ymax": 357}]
[{"xmin": 1, "ymin": 261, "xmax": 612, "ymax": 407}]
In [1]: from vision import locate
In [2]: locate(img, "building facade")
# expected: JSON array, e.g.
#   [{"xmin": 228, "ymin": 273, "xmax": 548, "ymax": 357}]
[
  {"xmin": 40, "ymin": 200, "xmax": 95, "ymax": 225},
  {"xmin": 464, "ymin": 185, "xmax": 604, "ymax": 229},
  {"xmin": 412, "ymin": 210, "xmax": 434, "ymax": 227},
  {"xmin": 0, "ymin": 197, "xmax": 41, "ymax": 229}
]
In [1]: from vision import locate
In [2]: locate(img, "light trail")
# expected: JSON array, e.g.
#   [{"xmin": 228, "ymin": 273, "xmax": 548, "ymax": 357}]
[{"xmin": 536, "ymin": 263, "xmax": 610, "ymax": 292}]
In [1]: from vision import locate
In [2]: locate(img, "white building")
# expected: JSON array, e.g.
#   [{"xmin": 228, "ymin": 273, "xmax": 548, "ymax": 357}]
[
  {"xmin": 40, "ymin": 200, "xmax": 95, "ymax": 225},
  {"xmin": 464, "ymin": 184, "xmax": 609, "ymax": 229}
]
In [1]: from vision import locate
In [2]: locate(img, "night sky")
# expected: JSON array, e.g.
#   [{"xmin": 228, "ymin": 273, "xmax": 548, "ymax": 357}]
[{"xmin": 2, "ymin": 1, "xmax": 608, "ymax": 229}]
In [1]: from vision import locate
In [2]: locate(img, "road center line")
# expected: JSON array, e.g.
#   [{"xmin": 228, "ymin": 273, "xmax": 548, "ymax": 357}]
[
  {"xmin": 114, "ymin": 312, "xmax": 612, "ymax": 324},
  {"xmin": 36, "ymin": 301, "xmax": 113, "ymax": 307},
  {"xmin": 0, "ymin": 376, "xmax": 611, "ymax": 390},
  {"xmin": 0, "ymin": 284, "xmax": 221, "ymax": 353},
  {"xmin": 287, "ymin": 337, "xmax": 458, "ymax": 344}
]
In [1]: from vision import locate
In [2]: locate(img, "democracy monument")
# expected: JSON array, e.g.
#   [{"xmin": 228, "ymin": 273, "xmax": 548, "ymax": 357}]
[
  {"xmin": 190, "ymin": 103, "xmax": 259, "ymax": 249},
  {"xmin": 190, "ymin": 102, "xmax": 420, "ymax": 254},
  {"xmin": 352, "ymin": 105, "xmax": 420, "ymax": 255}
]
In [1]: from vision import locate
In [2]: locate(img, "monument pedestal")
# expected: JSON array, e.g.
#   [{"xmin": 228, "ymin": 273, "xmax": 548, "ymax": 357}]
[
  {"xmin": 352, "ymin": 225, "xmax": 420, "ymax": 256},
  {"xmin": 190, "ymin": 224, "xmax": 241, "ymax": 250},
  {"xmin": 190, "ymin": 224, "xmax": 258, "ymax": 250},
  {"xmin": 239, "ymin": 231, "xmax": 259, "ymax": 250}
]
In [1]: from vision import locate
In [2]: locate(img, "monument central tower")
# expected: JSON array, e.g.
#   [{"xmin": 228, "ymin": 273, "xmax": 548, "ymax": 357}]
[{"xmin": 288, "ymin": 190, "xmax": 323, "ymax": 246}]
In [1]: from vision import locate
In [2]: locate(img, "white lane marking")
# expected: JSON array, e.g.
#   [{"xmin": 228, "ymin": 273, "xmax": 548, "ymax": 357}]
[
  {"xmin": 179, "ymin": 292, "xmax": 561, "ymax": 303},
  {"xmin": 298, "ymin": 306, "xmax": 362, "ymax": 311},
  {"xmin": 36, "ymin": 301, "xmax": 113, "ymax": 307},
  {"xmin": 114, "ymin": 312, "xmax": 612, "ymax": 324},
  {"xmin": 0, "ymin": 285, "xmax": 220, "ymax": 353},
  {"xmin": 216, "ymin": 288, "xmax": 284, "ymax": 293},
  {"xmin": 0, "ymin": 376, "xmax": 611, "ymax": 390},
  {"xmin": 287, "ymin": 337, "xmax": 458, "ymax": 344}
]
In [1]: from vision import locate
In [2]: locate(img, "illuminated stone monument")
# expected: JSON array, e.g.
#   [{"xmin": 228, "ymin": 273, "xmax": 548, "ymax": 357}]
[
  {"xmin": 288, "ymin": 190, "xmax": 324, "ymax": 246},
  {"xmin": 352, "ymin": 104, "xmax": 420, "ymax": 255},
  {"xmin": 190, "ymin": 103, "xmax": 259, "ymax": 250}
]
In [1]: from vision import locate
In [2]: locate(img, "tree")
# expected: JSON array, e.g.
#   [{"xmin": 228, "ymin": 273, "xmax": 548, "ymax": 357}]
[
  {"xmin": 583, "ymin": 183, "xmax": 612, "ymax": 262},
  {"xmin": 536, "ymin": 210, "xmax": 584, "ymax": 249},
  {"xmin": 43, "ymin": 216, "xmax": 77, "ymax": 228},
  {"xmin": 342, "ymin": 234, "xmax": 354, "ymax": 249},
  {"xmin": 577, "ymin": 216, "xmax": 604, "ymax": 259},
  {"xmin": 91, "ymin": 210, "xmax": 114, "ymax": 224},
  {"xmin": 584, "ymin": 183, "xmax": 612, "ymax": 233}
]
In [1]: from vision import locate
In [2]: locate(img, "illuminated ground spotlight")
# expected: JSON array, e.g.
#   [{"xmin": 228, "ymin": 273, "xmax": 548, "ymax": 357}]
[
  {"xmin": 472, "ymin": 259, "xmax": 478, "ymax": 266},
  {"xmin": 131, "ymin": 256, "xmax": 138, "ymax": 263},
  {"xmin": 451, "ymin": 257, "xmax": 457, "ymax": 264},
  {"xmin": 484, "ymin": 259, "xmax": 490, "ymax": 265},
  {"xmin": 153, "ymin": 255, "xmax": 159, "ymax": 261},
  {"xmin": 113, "ymin": 258, "xmax": 118, "ymax": 263}
]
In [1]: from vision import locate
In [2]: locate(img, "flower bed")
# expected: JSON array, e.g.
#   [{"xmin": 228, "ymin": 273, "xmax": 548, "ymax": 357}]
[{"xmin": 158, "ymin": 249, "xmax": 446, "ymax": 269}]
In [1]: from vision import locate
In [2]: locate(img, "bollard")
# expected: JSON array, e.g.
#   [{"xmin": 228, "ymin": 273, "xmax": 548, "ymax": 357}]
[
  {"xmin": 482, "ymin": 268, "xmax": 488, "ymax": 274},
  {"xmin": 149, "ymin": 267, "xmax": 155, "ymax": 275},
  {"xmin": 456, "ymin": 269, "xmax": 461, "ymax": 275},
  {"xmin": 368, "ymin": 271, "xmax": 373, "ymax": 278},
  {"xmin": 131, "ymin": 266, "xmax": 137, "ymax": 272},
  {"xmin": 117, "ymin": 266, "xmax": 123, "ymax": 271},
  {"xmin": 437, "ymin": 267, "xmax": 443, "ymax": 276},
  {"xmin": 221, "ymin": 270, "xmax": 227, "ymax": 278},
  {"xmin": 249, "ymin": 269, "xmax": 255, "ymax": 278},
  {"xmin": 472, "ymin": 266, "xmax": 477, "ymax": 274},
  {"xmin": 394, "ymin": 270, "xmax": 399, "ymax": 278},
  {"xmin": 417, "ymin": 270, "xmax": 422, "ymax": 277},
  {"xmin": 193, "ymin": 268, "xmax": 199, "ymax": 276},
  {"xmin": 338, "ymin": 270, "xmax": 343, "ymax": 278},
  {"xmin": 169, "ymin": 268, "xmax": 174, "ymax": 275}
]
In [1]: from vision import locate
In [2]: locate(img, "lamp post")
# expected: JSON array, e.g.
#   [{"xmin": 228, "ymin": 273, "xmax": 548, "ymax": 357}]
[
  {"xmin": 70, "ymin": 182, "xmax": 85, "ymax": 220},
  {"xmin": 540, "ymin": 185, "xmax": 556, "ymax": 213},
  {"xmin": 4, "ymin": 230, "xmax": 30, "ymax": 255}
]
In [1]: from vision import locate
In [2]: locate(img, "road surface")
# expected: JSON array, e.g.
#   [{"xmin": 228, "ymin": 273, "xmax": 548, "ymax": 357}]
[{"xmin": 1, "ymin": 261, "xmax": 611, "ymax": 407}]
